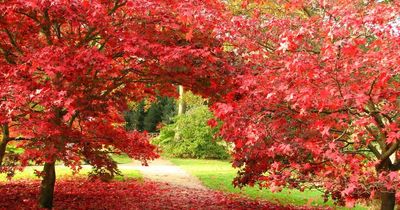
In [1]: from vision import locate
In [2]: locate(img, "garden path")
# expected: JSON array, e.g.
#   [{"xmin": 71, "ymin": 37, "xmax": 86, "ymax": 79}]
[{"xmin": 120, "ymin": 158, "xmax": 207, "ymax": 190}]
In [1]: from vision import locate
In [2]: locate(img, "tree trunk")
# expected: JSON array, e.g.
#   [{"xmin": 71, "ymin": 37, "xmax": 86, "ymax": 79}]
[
  {"xmin": 380, "ymin": 191, "xmax": 396, "ymax": 210},
  {"xmin": 377, "ymin": 158, "xmax": 396, "ymax": 210},
  {"xmin": 0, "ymin": 140, "xmax": 8, "ymax": 167},
  {"xmin": 175, "ymin": 85, "xmax": 186, "ymax": 141},
  {"xmin": 0, "ymin": 124, "xmax": 10, "ymax": 167},
  {"xmin": 177, "ymin": 85, "xmax": 186, "ymax": 115},
  {"xmin": 39, "ymin": 162, "xmax": 56, "ymax": 209}
]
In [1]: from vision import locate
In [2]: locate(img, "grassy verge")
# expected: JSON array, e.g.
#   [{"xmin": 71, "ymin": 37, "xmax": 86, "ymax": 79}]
[
  {"xmin": 0, "ymin": 165, "xmax": 141, "ymax": 182},
  {"xmin": 0, "ymin": 154, "xmax": 138, "ymax": 182},
  {"xmin": 111, "ymin": 153, "xmax": 133, "ymax": 164},
  {"xmin": 169, "ymin": 158, "xmax": 367, "ymax": 209}
]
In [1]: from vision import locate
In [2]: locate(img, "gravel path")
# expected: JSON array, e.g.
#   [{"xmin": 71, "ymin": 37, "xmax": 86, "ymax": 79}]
[{"xmin": 120, "ymin": 158, "xmax": 207, "ymax": 190}]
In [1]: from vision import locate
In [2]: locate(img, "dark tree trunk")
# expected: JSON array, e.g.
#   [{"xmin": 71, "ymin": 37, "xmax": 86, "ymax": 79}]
[
  {"xmin": 380, "ymin": 191, "xmax": 396, "ymax": 210},
  {"xmin": 39, "ymin": 162, "xmax": 56, "ymax": 209},
  {"xmin": 0, "ymin": 140, "xmax": 8, "ymax": 167},
  {"xmin": 39, "ymin": 108, "xmax": 65, "ymax": 209},
  {"xmin": 0, "ymin": 124, "xmax": 10, "ymax": 166},
  {"xmin": 377, "ymin": 158, "xmax": 397, "ymax": 210}
]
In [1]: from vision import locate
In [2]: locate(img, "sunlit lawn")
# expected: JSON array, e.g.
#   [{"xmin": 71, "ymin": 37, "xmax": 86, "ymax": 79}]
[
  {"xmin": 0, "ymin": 155, "xmax": 372, "ymax": 209},
  {"xmin": 170, "ymin": 158, "xmax": 367, "ymax": 210},
  {"xmin": 110, "ymin": 153, "xmax": 133, "ymax": 164},
  {"xmin": 0, "ymin": 154, "xmax": 140, "ymax": 182}
]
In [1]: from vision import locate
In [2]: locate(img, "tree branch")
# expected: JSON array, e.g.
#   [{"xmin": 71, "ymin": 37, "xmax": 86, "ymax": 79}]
[
  {"xmin": 8, "ymin": 137, "xmax": 34, "ymax": 141},
  {"xmin": 389, "ymin": 161, "xmax": 400, "ymax": 171},
  {"xmin": 4, "ymin": 28, "xmax": 23, "ymax": 54},
  {"xmin": 67, "ymin": 111, "xmax": 80, "ymax": 128},
  {"xmin": 380, "ymin": 141, "xmax": 400, "ymax": 163},
  {"xmin": 368, "ymin": 144, "xmax": 381, "ymax": 159},
  {"xmin": 108, "ymin": 0, "xmax": 127, "ymax": 15},
  {"xmin": 365, "ymin": 126, "xmax": 386, "ymax": 153}
]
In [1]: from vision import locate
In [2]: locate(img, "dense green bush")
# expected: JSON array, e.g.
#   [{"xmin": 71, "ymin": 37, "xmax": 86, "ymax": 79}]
[{"xmin": 152, "ymin": 105, "xmax": 229, "ymax": 159}]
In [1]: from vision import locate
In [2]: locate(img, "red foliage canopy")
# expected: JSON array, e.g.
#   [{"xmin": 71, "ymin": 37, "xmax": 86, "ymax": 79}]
[
  {"xmin": 0, "ymin": 0, "xmax": 230, "ymax": 173},
  {"xmin": 211, "ymin": 0, "xmax": 400, "ymax": 207},
  {"xmin": 0, "ymin": 0, "xmax": 232, "ymax": 207},
  {"xmin": 2, "ymin": 0, "xmax": 400, "ymax": 208}
]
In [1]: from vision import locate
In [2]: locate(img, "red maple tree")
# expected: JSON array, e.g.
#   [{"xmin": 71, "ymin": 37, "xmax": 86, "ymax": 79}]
[
  {"xmin": 4, "ymin": 0, "xmax": 399, "ymax": 209},
  {"xmin": 212, "ymin": 1, "xmax": 400, "ymax": 209},
  {"xmin": 0, "ymin": 0, "xmax": 229, "ymax": 208}
]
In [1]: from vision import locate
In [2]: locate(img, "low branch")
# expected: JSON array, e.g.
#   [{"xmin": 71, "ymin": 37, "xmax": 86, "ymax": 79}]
[
  {"xmin": 365, "ymin": 126, "xmax": 386, "ymax": 153},
  {"xmin": 67, "ymin": 111, "xmax": 80, "ymax": 128},
  {"xmin": 8, "ymin": 137, "xmax": 35, "ymax": 141},
  {"xmin": 366, "ymin": 76, "xmax": 378, "ymax": 96},
  {"xmin": 367, "ymin": 144, "xmax": 381, "ymax": 159},
  {"xmin": 342, "ymin": 150, "xmax": 372, "ymax": 155},
  {"xmin": 302, "ymin": 7, "xmax": 312, "ymax": 17},
  {"xmin": 4, "ymin": 28, "xmax": 23, "ymax": 54},
  {"xmin": 108, "ymin": 0, "xmax": 127, "ymax": 15},
  {"xmin": 389, "ymin": 161, "xmax": 400, "ymax": 171},
  {"xmin": 380, "ymin": 141, "xmax": 400, "ymax": 163}
]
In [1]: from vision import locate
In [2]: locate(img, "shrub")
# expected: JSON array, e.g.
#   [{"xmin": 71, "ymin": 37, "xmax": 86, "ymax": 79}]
[{"xmin": 152, "ymin": 105, "xmax": 229, "ymax": 159}]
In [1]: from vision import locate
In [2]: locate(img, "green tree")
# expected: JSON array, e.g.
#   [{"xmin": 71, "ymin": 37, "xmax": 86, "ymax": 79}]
[
  {"xmin": 153, "ymin": 105, "xmax": 229, "ymax": 159},
  {"xmin": 143, "ymin": 102, "xmax": 162, "ymax": 132},
  {"xmin": 125, "ymin": 97, "xmax": 176, "ymax": 132},
  {"xmin": 160, "ymin": 97, "xmax": 177, "ymax": 125},
  {"xmin": 124, "ymin": 100, "xmax": 145, "ymax": 131}
]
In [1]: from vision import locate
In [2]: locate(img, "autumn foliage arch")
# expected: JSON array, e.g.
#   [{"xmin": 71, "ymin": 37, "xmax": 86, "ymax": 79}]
[{"xmin": 1, "ymin": 0, "xmax": 400, "ymax": 210}]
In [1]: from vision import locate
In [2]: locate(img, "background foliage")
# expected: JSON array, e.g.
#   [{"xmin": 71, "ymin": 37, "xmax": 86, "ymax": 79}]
[
  {"xmin": 153, "ymin": 93, "xmax": 229, "ymax": 159},
  {"xmin": 124, "ymin": 96, "xmax": 176, "ymax": 132}
]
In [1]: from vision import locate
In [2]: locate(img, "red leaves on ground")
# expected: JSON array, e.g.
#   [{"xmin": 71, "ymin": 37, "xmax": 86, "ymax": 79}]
[{"xmin": 0, "ymin": 179, "xmax": 316, "ymax": 210}]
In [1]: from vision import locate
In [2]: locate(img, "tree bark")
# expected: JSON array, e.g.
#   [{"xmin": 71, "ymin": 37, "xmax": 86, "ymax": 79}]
[
  {"xmin": 377, "ymin": 158, "xmax": 396, "ymax": 210},
  {"xmin": 39, "ymin": 161, "xmax": 56, "ymax": 209},
  {"xmin": 177, "ymin": 85, "xmax": 186, "ymax": 115},
  {"xmin": 39, "ymin": 108, "xmax": 65, "ymax": 209},
  {"xmin": 0, "ymin": 140, "xmax": 8, "ymax": 167},
  {"xmin": 0, "ymin": 124, "xmax": 10, "ymax": 167},
  {"xmin": 174, "ymin": 85, "xmax": 186, "ymax": 141},
  {"xmin": 380, "ymin": 191, "xmax": 395, "ymax": 210}
]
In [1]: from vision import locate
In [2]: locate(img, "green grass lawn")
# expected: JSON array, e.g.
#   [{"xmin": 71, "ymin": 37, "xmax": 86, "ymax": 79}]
[
  {"xmin": 170, "ymin": 158, "xmax": 367, "ymax": 209},
  {"xmin": 111, "ymin": 153, "xmax": 133, "ymax": 164},
  {"xmin": 0, "ymin": 165, "xmax": 141, "ymax": 182},
  {"xmin": 0, "ymin": 154, "xmax": 138, "ymax": 182}
]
